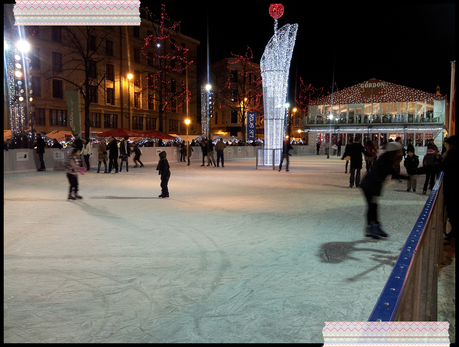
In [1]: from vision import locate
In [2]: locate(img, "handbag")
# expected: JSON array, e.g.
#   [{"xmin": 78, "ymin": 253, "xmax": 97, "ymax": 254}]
[{"xmin": 345, "ymin": 156, "xmax": 351, "ymax": 161}]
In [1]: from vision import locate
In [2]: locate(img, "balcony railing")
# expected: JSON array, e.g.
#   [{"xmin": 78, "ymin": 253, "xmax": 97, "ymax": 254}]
[{"xmin": 305, "ymin": 112, "xmax": 443, "ymax": 125}]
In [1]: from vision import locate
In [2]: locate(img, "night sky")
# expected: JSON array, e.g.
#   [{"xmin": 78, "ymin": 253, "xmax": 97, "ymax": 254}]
[{"xmin": 141, "ymin": 1, "xmax": 455, "ymax": 102}]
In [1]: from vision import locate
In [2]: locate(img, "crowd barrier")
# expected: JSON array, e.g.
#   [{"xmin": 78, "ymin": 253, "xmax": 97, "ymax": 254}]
[
  {"xmin": 3, "ymin": 145, "xmax": 313, "ymax": 173},
  {"xmin": 368, "ymin": 172, "xmax": 445, "ymax": 322}
]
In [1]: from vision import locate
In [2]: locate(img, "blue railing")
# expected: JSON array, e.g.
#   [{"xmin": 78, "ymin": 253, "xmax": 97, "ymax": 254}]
[{"xmin": 369, "ymin": 172, "xmax": 445, "ymax": 322}]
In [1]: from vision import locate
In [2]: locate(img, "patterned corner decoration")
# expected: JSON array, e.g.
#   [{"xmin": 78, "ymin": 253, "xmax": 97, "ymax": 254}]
[
  {"xmin": 323, "ymin": 322, "xmax": 450, "ymax": 346},
  {"xmin": 13, "ymin": 0, "xmax": 140, "ymax": 26}
]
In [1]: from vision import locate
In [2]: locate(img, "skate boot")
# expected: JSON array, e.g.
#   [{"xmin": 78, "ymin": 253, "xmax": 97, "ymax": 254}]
[
  {"xmin": 365, "ymin": 224, "xmax": 380, "ymax": 239},
  {"xmin": 68, "ymin": 193, "xmax": 76, "ymax": 200},
  {"xmin": 374, "ymin": 222, "xmax": 388, "ymax": 237},
  {"xmin": 74, "ymin": 192, "xmax": 83, "ymax": 199}
]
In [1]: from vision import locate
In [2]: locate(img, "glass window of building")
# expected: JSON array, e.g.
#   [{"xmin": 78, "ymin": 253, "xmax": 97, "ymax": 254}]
[
  {"xmin": 339, "ymin": 104, "xmax": 347, "ymax": 123},
  {"xmin": 371, "ymin": 134, "xmax": 379, "ymax": 147},
  {"xmin": 424, "ymin": 133, "xmax": 433, "ymax": 146},
  {"xmin": 426, "ymin": 101, "xmax": 434, "ymax": 120},
  {"xmin": 356, "ymin": 108, "xmax": 362, "ymax": 124},
  {"xmin": 348, "ymin": 108, "xmax": 354, "ymax": 123},
  {"xmin": 347, "ymin": 133, "xmax": 354, "ymax": 143},
  {"xmin": 406, "ymin": 133, "xmax": 414, "ymax": 147},
  {"xmin": 332, "ymin": 104, "xmax": 339, "ymax": 117},
  {"xmin": 416, "ymin": 101, "xmax": 426, "ymax": 121},
  {"xmin": 380, "ymin": 133, "xmax": 387, "ymax": 146},
  {"xmin": 372, "ymin": 103, "xmax": 380, "ymax": 115},
  {"xmin": 408, "ymin": 102, "xmax": 416, "ymax": 122},
  {"xmin": 381, "ymin": 103, "xmax": 389, "ymax": 123},
  {"xmin": 415, "ymin": 133, "xmax": 423, "ymax": 146}
]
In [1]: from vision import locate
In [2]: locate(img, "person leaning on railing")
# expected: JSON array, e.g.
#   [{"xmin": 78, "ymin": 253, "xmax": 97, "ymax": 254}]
[{"xmin": 436, "ymin": 135, "xmax": 458, "ymax": 242}]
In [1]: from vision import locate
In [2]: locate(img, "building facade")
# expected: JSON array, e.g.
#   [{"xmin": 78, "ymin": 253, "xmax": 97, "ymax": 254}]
[
  {"xmin": 5, "ymin": 8, "xmax": 200, "ymax": 139},
  {"xmin": 305, "ymin": 78, "xmax": 447, "ymax": 156},
  {"xmin": 208, "ymin": 57, "xmax": 264, "ymax": 140}
]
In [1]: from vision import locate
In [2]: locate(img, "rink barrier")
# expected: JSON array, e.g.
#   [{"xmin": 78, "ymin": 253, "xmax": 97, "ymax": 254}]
[
  {"xmin": 3, "ymin": 145, "xmax": 314, "ymax": 173},
  {"xmin": 369, "ymin": 172, "xmax": 445, "ymax": 322}
]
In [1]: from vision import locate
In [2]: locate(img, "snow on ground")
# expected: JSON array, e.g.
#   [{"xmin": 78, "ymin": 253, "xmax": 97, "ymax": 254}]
[{"xmin": 4, "ymin": 155, "xmax": 429, "ymax": 343}]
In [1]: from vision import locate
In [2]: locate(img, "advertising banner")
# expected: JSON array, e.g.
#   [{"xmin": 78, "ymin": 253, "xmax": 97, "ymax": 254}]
[
  {"xmin": 65, "ymin": 90, "xmax": 81, "ymax": 136},
  {"xmin": 246, "ymin": 112, "xmax": 257, "ymax": 141}
]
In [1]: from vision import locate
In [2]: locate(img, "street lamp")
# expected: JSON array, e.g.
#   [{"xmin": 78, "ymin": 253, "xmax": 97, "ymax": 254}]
[
  {"xmin": 29, "ymin": 103, "xmax": 35, "ymax": 147},
  {"xmin": 185, "ymin": 118, "xmax": 190, "ymax": 166},
  {"xmin": 127, "ymin": 73, "xmax": 133, "ymax": 129}
]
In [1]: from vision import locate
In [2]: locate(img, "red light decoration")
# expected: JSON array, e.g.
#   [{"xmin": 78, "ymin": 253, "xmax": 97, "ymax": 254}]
[{"xmin": 269, "ymin": 4, "xmax": 284, "ymax": 20}]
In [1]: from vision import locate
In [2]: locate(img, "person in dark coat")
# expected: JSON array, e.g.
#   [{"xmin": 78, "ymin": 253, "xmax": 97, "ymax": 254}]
[
  {"xmin": 156, "ymin": 151, "xmax": 170, "ymax": 198},
  {"xmin": 107, "ymin": 136, "xmax": 119, "ymax": 173},
  {"xmin": 364, "ymin": 139, "xmax": 377, "ymax": 172},
  {"xmin": 73, "ymin": 135, "xmax": 83, "ymax": 167},
  {"xmin": 33, "ymin": 134, "xmax": 46, "ymax": 171},
  {"xmin": 278, "ymin": 139, "xmax": 293, "ymax": 172},
  {"xmin": 403, "ymin": 149, "xmax": 419, "ymax": 192},
  {"xmin": 119, "ymin": 137, "xmax": 131, "ymax": 172},
  {"xmin": 360, "ymin": 142, "xmax": 405, "ymax": 239},
  {"xmin": 342, "ymin": 139, "xmax": 370, "ymax": 188},
  {"xmin": 437, "ymin": 136, "xmax": 458, "ymax": 242},
  {"xmin": 52, "ymin": 138, "xmax": 63, "ymax": 149},
  {"xmin": 133, "ymin": 144, "xmax": 144, "ymax": 168},
  {"xmin": 201, "ymin": 139, "xmax": 208, "ymax": 166},
  {"xmin": 316, "ymin": 141, "xmax": 320, "ymax": 155},
  {"xmin": 180, "ymin": 141, "xmax": 186, "ymax": 162},
  {"xmin": 341, "ymin": 140, "xmax": 353, "ymax": 173},
  {"xmin": 421, "ymin": 148, "xmax": 438, "ymax": 194},
  {"xmin": 337, "ymin": 139, "xmax": 342, "ymax": 157}
]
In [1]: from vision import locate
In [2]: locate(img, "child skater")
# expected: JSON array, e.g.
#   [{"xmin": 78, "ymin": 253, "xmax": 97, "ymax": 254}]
[
  {"xmin": 156, "ymin": 151, "xmax": 170, "ymax": 198},
  {"xmin": 133, "ymin": 144, "xmax": 144, "ymax": 168},
  {"xmin": 66, "ymin": 148, "xmax": 86, "ymax": 200}
]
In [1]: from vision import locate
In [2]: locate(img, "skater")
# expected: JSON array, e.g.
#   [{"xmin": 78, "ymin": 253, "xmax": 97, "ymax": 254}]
[
  {"xmin": 392, "ymin": 136, "xmax": 404, "ymax": 181},
  {"xmin": 81, "ymin": 138, "xmax": 91, "ymax": 171},
  {"xmin": 156, "ymin": 151, "xmax": 170, "ymax": 198},
  {"xmin": 437, "ymin": 136, "xmax": 458, "ymax": 242},
  {"xmin": 360, "ymin": 141, "xmax": 405, "ymax": 239},
  {"xmin": 364, "ymin": 139, "xmax": 377, "ymax": 172},
  {"xmin": 316, "ymin": 141, "xmax": 320, "ymax": 155},
  {"xmin": 341, "ymin": 139, "xmax": 353, "ymax": 173},
  {"xmin": 201, "ymin": 138, "xmax": 208, "ymax": 166},
  {"xmin": 215, "ymin": 138, "xmax": 226, "ymax": 167},
  {"xmin": 107, "ymin": 136, "xmax": 119, "ymax": 173},
  {"xmin": 342, "ymin": 137, "xmax": 370, "ymax": 188},
  {"xmin": 186, "ymin": 141, "xmax": 194, "ymax": 166},
  {"xmin": 207, "ymin": 139, "xmax": 216, "ymax": 166},
  {"xmin": 180, "ymin": 141, "xmax": 186, "ymax": 162},
  {"xmin": 133, "ymin": 144, "xmax": 144, "ymax": 167},
  {"xmin": 404, "ymin": 149, "xmax": 419, "ymax": 192},
  {"xmin": 421, "ymin": 147, "xmax": 438, "ymax": 194},
  {"xmin": 65, "ymin": 148, "xmax": 85, "ymax": 200},
  {"xmin": 337, "ymin": 139, "xmax": 342, "ymax": 157},
  {"xmin": 73, "ymin": 135, "xmax": 83, "ymax": 167},
  {"xmin": 51, "ymin": 138, "xmax": 63, "ymax": 149},
  {"xmin": 119, "ymin": 137, "xmax": 131, "ymax": 172},
  {"xmin": 278, "ymin": 139, "xmax": 293, "ymax": 172},
  {"xmin": 97, "ymin": 138, "xmax": 108, "ymax": 173},
  {"xmin": 33, "ymin": 134, "xmax": 46, "ymax": 171}
]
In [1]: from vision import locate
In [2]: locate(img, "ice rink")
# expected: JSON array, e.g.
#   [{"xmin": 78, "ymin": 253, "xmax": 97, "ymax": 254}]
[{"xmin": 3, "ymin": 154, "xmax": 451, "ymax": 343}]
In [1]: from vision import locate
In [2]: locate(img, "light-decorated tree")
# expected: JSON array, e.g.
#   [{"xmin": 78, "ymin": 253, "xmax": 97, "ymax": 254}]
[
  {"xmin": 214, "ymin": 47, "xmax": 263, "ymax": 142},
  {"xmin": 138, "ymin": 4, "xmax": 195, "ymax": 134},
  {"xmin": 295, "ymin": 77, "xmax": 339, "ymax": 126}
]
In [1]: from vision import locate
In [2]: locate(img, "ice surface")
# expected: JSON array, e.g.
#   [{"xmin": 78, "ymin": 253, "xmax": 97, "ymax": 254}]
[{"xmin": 4, "ymin": 155, "xmax": 429, "ymax": 343}]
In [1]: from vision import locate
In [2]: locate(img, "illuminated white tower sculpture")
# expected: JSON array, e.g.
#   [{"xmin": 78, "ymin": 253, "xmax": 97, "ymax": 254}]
[{"xmin": 260, "ymin": 4, "xmax": 297, "ymax": 166}]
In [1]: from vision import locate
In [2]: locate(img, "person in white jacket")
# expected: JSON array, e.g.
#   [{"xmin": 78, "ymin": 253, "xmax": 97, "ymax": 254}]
[{"xmin": 81, "ymin": 138, "xmax": 92, "ymax": 171}]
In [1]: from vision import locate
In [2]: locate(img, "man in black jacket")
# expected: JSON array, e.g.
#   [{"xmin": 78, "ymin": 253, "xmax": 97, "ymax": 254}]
[
  {"xmin": 156, "ymin": 151, "xmax": 170, "ymax": 198},
  {"xmin": 403, "ymin": 149, "xmax": 419, "ymax": 192},
  {"xmin": 33, "ymin": 134, "xmax": 46, "ymax": 171},
  {"xmin": 119, "ymin": 137, "xmax": 131, "ymax": 172},
  {"xmin": 107, "ymin": 136, "xmax": 119, "ymax": 173},
  {"xmin": 342, "ymin": 138, "xmax": 370, "ymax": 188},
  {"xmin": 278, "ymin": 139, "xmax": 293, "ymax": 172}
]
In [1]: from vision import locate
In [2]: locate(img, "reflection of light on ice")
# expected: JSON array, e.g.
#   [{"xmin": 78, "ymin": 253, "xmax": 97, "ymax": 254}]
[{"xmin": 260, "ymin": 23, "xmax": 298, "ymax": 166}]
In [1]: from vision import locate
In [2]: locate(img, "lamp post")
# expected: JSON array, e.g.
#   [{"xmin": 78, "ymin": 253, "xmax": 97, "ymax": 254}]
[
  {"xmin": 206, "ymin": 84, "xmax": 211, "ymax": 140},
  {"xmin": 127, "ymin": 73, "xmax": 133, "ymax": 130},
  {"xmin": 29, "ymin": 103, "xmax": 35, "ymax": 147},
  {"xmin": 185, "ymin": 118, "xmax": 190, "ymax": 166}
]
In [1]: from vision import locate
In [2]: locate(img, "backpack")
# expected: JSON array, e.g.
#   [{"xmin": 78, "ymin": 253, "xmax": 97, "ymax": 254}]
[{"xmin": 423, "ymin": 153, "xmax": 436, "ymax": 167}]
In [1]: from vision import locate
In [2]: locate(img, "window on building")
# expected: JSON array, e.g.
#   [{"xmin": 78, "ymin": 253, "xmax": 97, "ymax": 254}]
[
  {"xmin": 134, "ymin": 70, "xmax": 140, "ymax": 86},
  {"xmin": 107, "ymin": 88, "xmax": 115, "ymax": 105},
  {"xmin": 231, "ymin": 89, "xmax": 237, "ymax": 102},
  {"xmin": 231, "ymin": 110, "xmax": 238, "ymax": 123},
  {"xmin": 34, "ymin": 108, "xmax": 46, "ymax": 125},
  {"xmin": 147, "ymin": 74, "xmax": 154, "ymax": 89},
  {"xmin": 389, "ymin": 102, "xmax": 398, "ymax": 115},
  {"xmin": 90, "ymin": 112, "xmax": 101, "ymax": 128},
  {"xmin": 170, "ymin": 39, "xmax": 175, "ymax": 49},
  {"xmin": 88, "ymin": 35, "xmax": 96, "ymax": 50},
  {"xmin": 133, "ymin": 26, "xmax": 140, "ymax": 37},
  {"xmin": 148, "ymin": 94, "xmax": 155, "ymax": 110},
  {"xmin": 51, "ymin": 27, "xmax": 61, "ymax": 42},
  {"xmin": 146, "ymin": 117, "xmax": 156, "ymax": 130},
  {"xmin": 32, "ymin": 76, "xmax": 41, "ymax": 97},
  {"xmin": 49, "ymin": 109, "xmax": 67, "ymax": 126},
  {"xmin": 88, "ymin": 85, "xmax": 98, "ymax": 103},
  {"xmin": 407, "ymin": 102, "xmax": 416, "ymax": 122},
  {"xmin": 230, "ymin": 69, "xmax": 238, "ymax": 83},
  {"xmin": 106, "ymin": 64, "xmax": 114, "ymax": 81},
  {"xmin": 88, "ymin": 60, "xmax": 97, "ymax": 78},
  {"xmin": 133, "ymin": 116, "xmax": 143, "ymax": 130},
  {"xmin": 134, "ymin": 92, "xmax": 140, "ymax": 108},
  {"xmin": 170, "ymin": 99, "xmax": 176, "ymax": 112},
  {"xmin": 106, "ymin": 40, "xmax": 114, "ymax": 56},
  {"xmin": 104, "ymin": 114, "xmax": 118, "ymax": 128},
  {"xmin": 52, "ymin": 52, "xmax": 62, "ymax": 72},
  {"xmin": 426, "ymin": 101, "xmax": 434, "ymax": 120},
  {"xmin": 31, "ymin": 47, "xmax": 40, "ymax": 70},
  {"xmin": 171, "ymin": 79, "xmax": 176, "ymax": 93},
  {"xmin": 134, "ymin": 48, "xmax": 140, "ymax": 62},
  {"xmin": 147, "ymin": 52, "xmax": 154, "ymax": 66},
  {"xmin": 169, "ymin": 119, "xmax": 178, "ymax": 132},
  {"xmin": 52, "ymin": 79, "xmax": 63, "ymax": 98}
]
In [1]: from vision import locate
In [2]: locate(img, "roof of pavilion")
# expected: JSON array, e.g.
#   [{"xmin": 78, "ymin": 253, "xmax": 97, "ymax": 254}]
[{"xmin": 309, "ymin": 78, "xmax": 446, "ymax": 106}]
